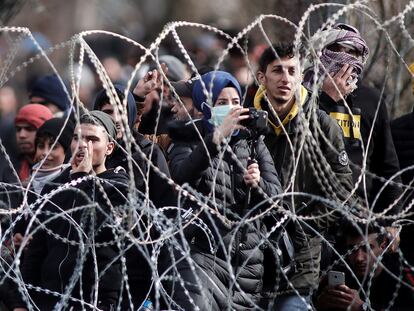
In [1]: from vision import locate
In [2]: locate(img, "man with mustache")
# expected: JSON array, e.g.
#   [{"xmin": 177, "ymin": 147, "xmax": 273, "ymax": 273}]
[{"xmin": 13, "ymin": 104, "xmax": 53, "ymax": 182}]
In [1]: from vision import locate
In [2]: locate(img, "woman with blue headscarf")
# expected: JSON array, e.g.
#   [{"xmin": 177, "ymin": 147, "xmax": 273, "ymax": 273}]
[{"xmin": 163, "ymin": 71, "xmax": 282, "ymax": 310}]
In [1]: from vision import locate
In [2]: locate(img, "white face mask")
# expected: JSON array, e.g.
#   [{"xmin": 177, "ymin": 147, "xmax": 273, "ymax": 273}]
[{"xmin": 209, "ymin": 104, "xmax": 232, "ymax": 127}]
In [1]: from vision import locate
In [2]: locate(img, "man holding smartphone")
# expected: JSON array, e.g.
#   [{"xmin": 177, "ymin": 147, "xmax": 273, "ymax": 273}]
[
  {"xmin": 252, "ymin": 43, "xmax": 353, "ymax": 310},
  {"xmin": 315, "ymin": 223, "xmax": 414, "ymax": 311}
]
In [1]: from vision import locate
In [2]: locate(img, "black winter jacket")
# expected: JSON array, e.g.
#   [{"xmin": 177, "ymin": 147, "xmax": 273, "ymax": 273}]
[
  {"xmin": 319, "ymin": 84, "xmax": 402, "ymax": 215},
  {"xmin": 390, "ymin": 111, "xmax": 414, "ymax": 263},
  {"xmin": 13, "ymin": 167, "xmax": 129, "ymax": 310},
  {"xmin": 391, "ymin": 111, "xmax": 414, "ymax": 186},
  {"xmin": 106, "ymin": 131, "xmax": 176, "ymax": 309},
  {"xmin": 106, "ymin": 130, "xmax": 176, "ymax": 207},
  {"xmin": 253, "ymin": 90, "xmax": 354, "ymax": 294},
  {"xmin": 166, "ymin": 119, "xmax": 282, "ymax": 310}
]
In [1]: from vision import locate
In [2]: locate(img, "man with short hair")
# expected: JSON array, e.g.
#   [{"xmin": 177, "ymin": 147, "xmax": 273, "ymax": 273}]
[
  {"xmin": 316, "ymin": 223, "xmax": 414, "ymax": 311},
  {"xmin": 93, "ymin": 83, "xmax": 176, "ymax": 309},
  {"xmin": 14, "ymin": 104, "xmax": 53, "ymax": 182},
  {"xmin": 11, "ymin": 111, "xmax": 129, "ymax": 311},
  {"xmin": 253, "ymin": 43, "xmax": 353, "ymax": 310}
]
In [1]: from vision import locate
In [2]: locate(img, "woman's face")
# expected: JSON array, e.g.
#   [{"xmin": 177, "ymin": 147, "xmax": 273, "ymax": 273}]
[
  {"xmin": 35, "ymin": 137, "xmax": 66, "ymax": 169},
  {"xmin": 214, "ymin": 87, "xmax": 240, "ymax": 107}
]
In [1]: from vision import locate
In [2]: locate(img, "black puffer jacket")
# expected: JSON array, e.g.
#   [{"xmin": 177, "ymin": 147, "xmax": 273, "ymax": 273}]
[
  {"xmin": 106, "ymin": 131, "xmax": 176, "ymax": 309},
  {"xmin": 107, "ymin": 130, "xmax": 176, "ymax": 207},
  {"xmin": 165, "ymin": 120, "xmax": 281, "ymax": 310},
  {"xmin": 13, "ymin": 167, "xmax": 129, "ymax": 310}
]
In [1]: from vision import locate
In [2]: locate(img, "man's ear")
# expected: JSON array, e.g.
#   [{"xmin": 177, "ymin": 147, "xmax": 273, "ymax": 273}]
[
  {"xmin": 106, "ymin": 141, "xmax": 115, "ymax": 156},
  {"xmin": 257, "ymin": 71, "xmax": 265, "ymax": 85},
  {"xmin": 379, "ymin": 236, "xmax": 389, "ymax": 251}
]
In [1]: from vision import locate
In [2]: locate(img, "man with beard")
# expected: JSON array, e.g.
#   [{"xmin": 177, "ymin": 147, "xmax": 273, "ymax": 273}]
[
  {"xmin": 316, "ymin": 223, "xmax": 414, "ymax": 311},
  {"xmin": 93, "ymin": 83, "xmax": 175, "ymax": 309}
]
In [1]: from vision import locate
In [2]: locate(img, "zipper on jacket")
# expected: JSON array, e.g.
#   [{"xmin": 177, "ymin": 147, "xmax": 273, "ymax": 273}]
[{"xmin": 230, "ymin": 164, "xmax": 235, "ymax": 202}]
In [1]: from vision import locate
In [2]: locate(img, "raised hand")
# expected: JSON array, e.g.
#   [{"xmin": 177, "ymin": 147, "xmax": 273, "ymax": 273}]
[
  {"xmin": 213, "ymin": 107, "xmax": 249, "ymax": 143},
  {"xmin": 71, "ymin": 140, "xmax": 93, "ymax": 174},
  {"xmin": 322, "ymin": 64, "xmax": 356, "ymax": 102},
  {"xmin": 133, "ymin": 63, "xmax": 169, "ymax": 98}
]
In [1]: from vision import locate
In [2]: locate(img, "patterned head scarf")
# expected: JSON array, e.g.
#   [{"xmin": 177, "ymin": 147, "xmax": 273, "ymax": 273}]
[{"xmin": 303, "ymin": 23, "xmax": 369, "ymax": 90}]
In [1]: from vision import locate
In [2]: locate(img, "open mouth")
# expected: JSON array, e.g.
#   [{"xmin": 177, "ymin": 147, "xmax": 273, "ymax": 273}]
[
  {"xmin": 44, "ymin": 158, "xmax": 54, "ymax": 164},
  {"xmin": 75, "ymin": 152, "xmax": 85, "ymax": 162}
]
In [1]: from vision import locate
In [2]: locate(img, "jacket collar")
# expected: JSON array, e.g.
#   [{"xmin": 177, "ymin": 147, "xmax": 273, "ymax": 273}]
[{"xmin": 254, "ymin": 84, "xmax": 308, "ymax": 136}]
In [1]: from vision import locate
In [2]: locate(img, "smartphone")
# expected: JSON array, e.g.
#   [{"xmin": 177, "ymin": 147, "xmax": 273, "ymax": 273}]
[{"xmin": 328, "ymin": 270, "xmax": 345, "ymax": 287}]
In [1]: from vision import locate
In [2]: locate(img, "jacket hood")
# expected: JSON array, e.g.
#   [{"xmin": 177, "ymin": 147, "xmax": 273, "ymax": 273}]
[
  {"xmin": 254, "ymin": 84, "xmax": 308, "ymax": 135},
  {"xmin": 93, "ymin": 84, "xmax": 137, "ymax": 129}
]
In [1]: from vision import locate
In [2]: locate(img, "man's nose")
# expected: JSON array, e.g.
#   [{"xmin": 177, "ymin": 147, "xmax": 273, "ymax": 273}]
[
  {"xmin": 42, "ymin": 146, "xmax": 50, "ymax": 156},
  {"xmin": 355, "ymin": 248, "xmax": 366, "ymax": 262},
  {"xmin": 280, "ymin": 69, "xmax": 289, "ymax": 82},
  {"xmin": 79, "ymin": 137, "xmax": 89, "ymax": 148},
  {"xmin": 18, "ymin": 128, "xmax": 28, "ymax": 138}
]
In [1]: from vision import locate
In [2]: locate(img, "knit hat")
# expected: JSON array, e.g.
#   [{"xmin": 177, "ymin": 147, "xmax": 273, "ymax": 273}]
[
  {"xmin": 36, "ymin": 118, "xmax": 75, "ymax": 152},
  {"xmin": 30, "ymin": 74, "xmax": 71, "ymax": 112},
  {"xmin": 149, "ymin": 55, "xmax": 186, "ymax": 82},
  {"xmin": 192, "ymin": 71, "xmax": 242, "ymax": 121},
  {"xmin": 15, "ymin": 104, "xmax": 53, "ymax": 128},
  {"xmin": 82, "ymin": 110, "xmax": 117, "ymax": 140}
]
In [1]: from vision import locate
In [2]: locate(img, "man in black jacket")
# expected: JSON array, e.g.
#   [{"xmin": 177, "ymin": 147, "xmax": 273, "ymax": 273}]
[
  {"xmin": 93, "ymin": 83, "xmax": 176, "ymax": 309},
  {"xmin": 253, "ymin": 43, "xmax": 354, "ymax": 310},
  {"xmin": 303, "ymin": 23, "xmax": 402, "ymax": 228},
  {"xmin": 316, "ymin": 223, "xmax": 414, "ymax": 311},
  {"xmin": 391, "ymin": 66, "xmax": 414, "ymax": 264},
  {"xmin": 11, "ymin": 111, "xmax": 129, "ymax": 311}
]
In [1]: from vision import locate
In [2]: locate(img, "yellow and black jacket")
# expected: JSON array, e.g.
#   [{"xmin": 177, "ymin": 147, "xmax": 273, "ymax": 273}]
[
  {"xmin": 251, "ymin": 85, "xmax": 354, "ymax": 294},
  {"xmin": 319, "ymin": 84, "xmax": 402, "ymax": 215}
]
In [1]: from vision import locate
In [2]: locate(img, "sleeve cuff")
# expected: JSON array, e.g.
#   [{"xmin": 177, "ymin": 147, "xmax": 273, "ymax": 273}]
[{"xmin": 69, "ymin": 171, "xmax": 89, "ymax": 180}]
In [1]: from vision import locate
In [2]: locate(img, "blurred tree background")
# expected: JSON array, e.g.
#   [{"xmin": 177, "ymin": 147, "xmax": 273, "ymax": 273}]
[{"xmin": 0, "ymin": 0, "xmax": 413, "ymax": 117}]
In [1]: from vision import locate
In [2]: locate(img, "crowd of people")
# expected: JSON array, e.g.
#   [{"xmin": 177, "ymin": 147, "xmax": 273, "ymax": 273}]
[{"xmin": 0, "ymin": 22, "xmax": 413, "ymax": 311}]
